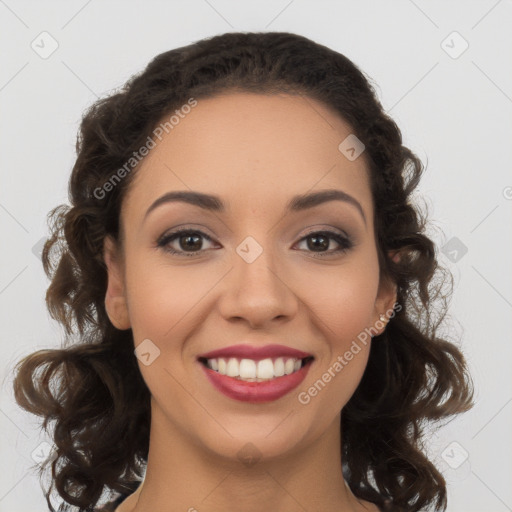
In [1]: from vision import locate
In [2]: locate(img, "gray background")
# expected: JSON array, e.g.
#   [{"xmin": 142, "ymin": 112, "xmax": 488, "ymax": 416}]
[{"xmin": 1, "ymin": 1, "xmax": 511, "ymax": 511}]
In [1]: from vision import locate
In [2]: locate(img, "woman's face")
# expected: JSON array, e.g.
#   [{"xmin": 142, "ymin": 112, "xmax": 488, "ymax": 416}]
[{"xmin": 104, "ymin": 92, "xmax": 396, "ymax": 462}]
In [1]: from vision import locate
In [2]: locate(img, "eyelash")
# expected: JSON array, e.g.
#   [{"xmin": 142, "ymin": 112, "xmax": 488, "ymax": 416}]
[{"xmin": 156, "ymin": 227, "xmax": 354, "ymax": 258}]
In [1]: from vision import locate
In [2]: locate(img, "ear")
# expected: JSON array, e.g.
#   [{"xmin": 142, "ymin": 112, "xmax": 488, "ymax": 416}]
[
  {"xmin": 103, "ymin": 235, "xmax": 131, "ymax": 330},
  {"xmin": 371, "ymin": 250, "xmax": 399, "ymax": 336}
]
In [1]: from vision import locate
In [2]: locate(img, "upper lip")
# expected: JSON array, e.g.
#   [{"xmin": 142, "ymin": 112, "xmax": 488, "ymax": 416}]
[{"xmin": 197, "ymin": 344, "xmax": 313, "ymax": 361}]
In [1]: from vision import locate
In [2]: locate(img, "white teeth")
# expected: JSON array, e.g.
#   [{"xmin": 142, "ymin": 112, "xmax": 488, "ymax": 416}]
[
  {"xmin": 284, "ymin": 358, "xmax": 295, "ymax": 375},
  {"xmin": 274, "ymin": 357, "xmax": 285, "ymax": 377},
  {"xmin": 257, "ymin": 358, "xmax": 274, "ymax": 379},
  {"xmin": 239, "ymin": 359, "xmax": 257, "ymax": 378},
  {"xmin": 205, "ymin": 356, "xmax": 307, "ymax": 381},
  {"xmin": 226, "ymin": 358, "xmax": 239, "ymax": 377}
]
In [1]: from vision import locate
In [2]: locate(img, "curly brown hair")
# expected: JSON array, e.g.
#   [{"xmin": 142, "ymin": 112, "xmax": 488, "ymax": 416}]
[{"xmin": 12, "ymin": 31, "xmax": 474, "ymax": 512}]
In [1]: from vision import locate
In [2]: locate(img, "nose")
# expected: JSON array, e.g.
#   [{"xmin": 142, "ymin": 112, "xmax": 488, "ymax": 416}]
[{"xmin": 216, "ymin": 239, "xmax": 298, "ymax": 329}]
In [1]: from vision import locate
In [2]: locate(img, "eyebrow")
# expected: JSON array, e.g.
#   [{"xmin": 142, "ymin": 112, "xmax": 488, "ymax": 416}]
[{"xmin": 143, "ymin": 189, "xmax": 366, "ymax": 225}]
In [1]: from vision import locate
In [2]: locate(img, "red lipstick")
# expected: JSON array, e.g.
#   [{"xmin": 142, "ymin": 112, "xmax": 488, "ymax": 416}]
[{"xmin": 197, "ymin": 344, "xmax": 314, "ymax": 403}]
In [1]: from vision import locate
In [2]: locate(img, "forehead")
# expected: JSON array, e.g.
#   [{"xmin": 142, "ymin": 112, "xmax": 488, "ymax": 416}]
[{"xmin": 123, "ymin": 92, "xmax": 373, "ymax": 220}]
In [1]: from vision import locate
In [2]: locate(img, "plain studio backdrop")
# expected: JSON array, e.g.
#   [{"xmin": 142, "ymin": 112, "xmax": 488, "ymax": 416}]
[{"xmin": 1, "ymin": 1, "xmax": 511, "ymax": 511}]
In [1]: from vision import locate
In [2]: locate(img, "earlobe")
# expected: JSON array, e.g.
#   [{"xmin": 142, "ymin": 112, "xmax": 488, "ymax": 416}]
[
  {"xmin": 389, "ymin": 249, "xmax": 401, "ymax": 264},
  {"xmin": 103, "ymin": 235, "xmax": 131, "ymax": 330},
  {"xmin": 373, "ymin": 271, "xmax": 398, "ymax": 337}
]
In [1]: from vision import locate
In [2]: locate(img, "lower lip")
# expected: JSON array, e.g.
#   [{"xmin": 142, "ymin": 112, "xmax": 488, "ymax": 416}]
[{"xmin": 199, "ymin": 360, "xmax": 313, "ymax": 403}]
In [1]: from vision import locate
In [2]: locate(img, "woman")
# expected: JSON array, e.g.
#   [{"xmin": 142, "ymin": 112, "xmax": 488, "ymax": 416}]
[{"xmin": 13, "ymin": 31, "xmax": 474, "ymax": 512}]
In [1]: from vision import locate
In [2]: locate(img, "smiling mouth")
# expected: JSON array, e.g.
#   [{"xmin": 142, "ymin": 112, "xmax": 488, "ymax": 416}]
[{"xmin": 198, "ymin": 356, "xmax": 315, "ymax": 383}]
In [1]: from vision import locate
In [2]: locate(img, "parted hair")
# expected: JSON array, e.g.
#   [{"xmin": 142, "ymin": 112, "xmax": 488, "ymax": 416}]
[{"xmin": 12, "ymin": 31, "xmax": 474, "ymax": 512}]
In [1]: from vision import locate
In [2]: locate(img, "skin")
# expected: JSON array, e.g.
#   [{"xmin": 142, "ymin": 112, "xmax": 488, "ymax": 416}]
[{"xmin": 103, "ymin": 92, "xmax": 396, "ymax": 512}]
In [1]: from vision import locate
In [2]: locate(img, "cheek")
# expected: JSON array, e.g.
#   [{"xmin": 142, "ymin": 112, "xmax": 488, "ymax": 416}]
[
  {"xmin": 123, "ymin": 256, "xmax": 220, "ymax": 399},
  {"xmin": 292, "ymin": 255, "xmax": 379, "ymax": 408},
  {"xmin": 295, "ymin": 276, "xmax": 377, "ymax": 423},
  {"xmin": 295, "ymin": 259, "xmax": 380, "ymax": 345},
  {"xmin": 124, "ymin": 252, "xmax": 228, "ymax": 343}
]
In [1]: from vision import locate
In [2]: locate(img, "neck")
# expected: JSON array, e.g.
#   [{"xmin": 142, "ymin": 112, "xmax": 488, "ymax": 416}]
[{"xmin": 124, "ymin": 402, "xmax": 364, "ymax": 512}]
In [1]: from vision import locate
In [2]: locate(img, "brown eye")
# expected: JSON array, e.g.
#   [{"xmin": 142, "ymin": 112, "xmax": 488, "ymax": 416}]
[
  {"xmin": 157, "ymin": 229, "xmax": 217, "ymax": 257},
  {"xmin": 177, "ymin": 233, "xmax": 203, "ymax": 251},
  {"xmin": 295, "ymin": 231, "xmax": 353, "ymax": 257}
]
